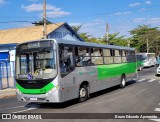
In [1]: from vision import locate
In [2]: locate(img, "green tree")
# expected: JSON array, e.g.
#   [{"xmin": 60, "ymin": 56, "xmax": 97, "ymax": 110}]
[
  {"xmin": 101, "ymin": 32, "xmax": 128, "ymax": 46},
  {"xmin": 130, "ymin": 25, "xmax": 160, "ymax": 53},
  {"xmin": 71, "ymin": 25, "xmax": 82, "ymax": 33},
  {"xmin": 71, "ymin": 25, "xmax": 130, "ymax": 46},
  {"xmin": 32, "ymin": 19, "xmax": 52, "ymax": 26}
]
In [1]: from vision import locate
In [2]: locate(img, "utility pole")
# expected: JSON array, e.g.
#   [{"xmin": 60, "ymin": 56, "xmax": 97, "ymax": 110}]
[
  {"xmin": 127, "ymin": 39, "xmax": 130, "ymax": 47},
  {"xmin": 147, "ymin": 38, "xmax": 149, "ymax": 53},
  {"xmin": 43, "ymin": 0, "xmax": 47, "ymax": 39},
  {"xmin": 106, "ymin": 23, "xmax": 109, "ymax": 44},
  {"xmin": 146, "ymin": 8, "xmax": 149, "ymax": 53}
]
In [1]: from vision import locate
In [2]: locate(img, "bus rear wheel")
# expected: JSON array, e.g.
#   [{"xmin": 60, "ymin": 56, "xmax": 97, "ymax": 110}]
[
  {"xmin": 120, "ymin": 75, "xmax": 126, "ymax": 88},
  {"xmin": 79, "ymin": 85, "xmax": 88, "ymax": 102}
]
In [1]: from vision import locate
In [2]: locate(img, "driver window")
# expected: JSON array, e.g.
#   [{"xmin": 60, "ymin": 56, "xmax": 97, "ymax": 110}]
[{"xmin": 59, "ymin": 45, "xmax": 74, "ymax": 77}]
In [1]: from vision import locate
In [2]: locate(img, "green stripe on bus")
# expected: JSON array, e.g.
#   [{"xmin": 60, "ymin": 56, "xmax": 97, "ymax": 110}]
[
  {"xmin": 98, "ymin": 62, "xmax": 136, "ymax": 80},
  {"xmin": 137, "ymin": 61, "xmax": 143, "ymax": 67},
  {"xmin": 16, "ymin": 82, "xmax": 54, "ymax": 94}
]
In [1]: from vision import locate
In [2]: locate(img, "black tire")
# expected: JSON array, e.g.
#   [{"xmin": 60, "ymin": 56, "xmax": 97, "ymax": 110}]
[
  {"xmin": 79, "ymin": 85, "xmax": 88, "ymax": 102},
  {"xmin": 120, "ymin": 75, "xmax": 126, "ymax": 88}
]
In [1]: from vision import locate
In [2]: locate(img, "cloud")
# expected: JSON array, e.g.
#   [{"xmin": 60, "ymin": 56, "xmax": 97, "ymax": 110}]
[
  {"xmin": 83, "ymin": 19, "xmax": 105, "ymax": 28},
  {"xmin": 145, "ymin": 1, "xmax": 151, "ymax": 5},
  {"xmin": 149, "ymin": 18, "xmax": 160, "ymax": 24},
  {"xmin": 129, "ymin": 3, "xmax": 141, "ymax": 7},
  {"xmin": 116, "ymin": 26, "xmax": 129, "ymax": 30},
  {"xmin": 21, "ymin": 4, "xmax": 58, "ymax": 12},
  {"xmin": 69, "ymin": 23, "xmax": 82, "ymax": 26},
  {"xmin": 0, "ymin": 0, "xmax": 7, "ymax": 5},
  {"xmin": 71, "ymin": 19, "xmax": 105, "ymax": 37},
  {"xmin": 93, "ymin": 19, "xmax": 105, "ymax": 24},
  {"xmin": 129, "ymin": 17, "xmax": 160, "ymax": 25},
  {"xmin": 114, "ymin": 11, "xmax": 132, "ymax": 16},
  {"xmin": 139, "ymin": 8, "xmax": 147, "ymax": 12},
  {"xmin": 46, "ymin": 11, "xmax": 71, "ymax": 18},
  {"xmin": 21, "ymin": 3, "xmax": 71, "ymax": 18},
  {"xmin": 132, "ymin": 18, "xmax": 146, "ymax": 23},
  {"xmin": 114, "ymin": 25, "xmax": 132, "ymax": 38}
]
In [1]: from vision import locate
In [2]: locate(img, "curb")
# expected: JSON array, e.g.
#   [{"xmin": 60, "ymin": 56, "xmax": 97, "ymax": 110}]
[{"xmin": 0, "ymin": 88, "xmax": 16, "ymax": 98}]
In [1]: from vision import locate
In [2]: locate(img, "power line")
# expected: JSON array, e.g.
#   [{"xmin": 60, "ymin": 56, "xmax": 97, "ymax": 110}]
[
  {"xmin": 0, "ymin": 16, "xmax": 38, "ymax": 19},
  {"xmin": 0, "ymin": 21, "xmax": 33, "ymax": 23}
]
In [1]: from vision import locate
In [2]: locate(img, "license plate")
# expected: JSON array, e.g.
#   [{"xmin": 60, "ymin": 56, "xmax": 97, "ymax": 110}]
[{"xmin": 30, "ymin": 97, "xmax": 37, "ymax": 101}]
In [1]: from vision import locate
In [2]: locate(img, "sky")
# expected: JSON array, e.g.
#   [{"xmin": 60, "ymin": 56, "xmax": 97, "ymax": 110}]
[{"xmin": 0, "ymin": 0, "xmax": 160, "ymax": 38}]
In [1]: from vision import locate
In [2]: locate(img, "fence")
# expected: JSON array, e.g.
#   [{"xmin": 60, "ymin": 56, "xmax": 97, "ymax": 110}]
[{"xmin": 0, "ymin": 61, "xmax": 16, "ymax": 90}]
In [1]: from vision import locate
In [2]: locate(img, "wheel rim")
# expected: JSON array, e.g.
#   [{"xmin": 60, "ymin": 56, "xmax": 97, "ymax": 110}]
[
  {"xmin": 140, "ymin": 66, "xmax": 142, "ymax": 71},
  {"xmin": 122, "ymin": 78, "xmax": 126, "ymax": 86},
  {"xmin": 80, "ymin": 88, "xmax": 86, "ymax": 98}
]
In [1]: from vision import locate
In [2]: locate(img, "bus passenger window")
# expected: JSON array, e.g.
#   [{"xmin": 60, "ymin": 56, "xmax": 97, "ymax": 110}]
[
  {"xmin": 91, "ymin": 48, "xmax": 103, "ymax": 65},
  {"xmin": 76, "ymin": 47, "xmax": 91, "ymax": 66},
  {"xmin": 122, "ymin": 50, "xmax": 127, "ymax": 63},
  {"xmin": 103, "ymin": 49, "xmax": 113, "ymax": 64},
  {"xmin": 114, "ymin": 50, "xmax": 121, "ymax": 63}
]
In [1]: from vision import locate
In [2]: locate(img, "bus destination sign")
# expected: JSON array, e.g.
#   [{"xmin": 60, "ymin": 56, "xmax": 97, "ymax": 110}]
[
  {"xmin": 28, "ymin": 42, "xmax": 40, "ymax": 48},
  {"xmin": 19, "ymin": 40, "xmax": 52, "ymax": 50}
]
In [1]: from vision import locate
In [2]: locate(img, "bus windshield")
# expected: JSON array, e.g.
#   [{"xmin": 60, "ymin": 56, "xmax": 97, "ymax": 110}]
[
  {"xmin": 141, "ymin": 54, "xmax": 148, "ymax": 60},
  {"xmin": 136, "ymin": 55, "xmax": 144, "ymax": 61},
  {"xmin": 16, "ymin": 43, "xmax": 57, "ymax": 80}
]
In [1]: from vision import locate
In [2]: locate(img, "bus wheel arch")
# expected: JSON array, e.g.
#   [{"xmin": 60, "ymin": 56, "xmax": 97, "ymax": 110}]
[
  {"xmin": 120, "ymin": 74, "xmax": 126, "ymax": 88},
  {"xmin": 78, "ymin": 81, "xmax": 90, "ymax": 102}
]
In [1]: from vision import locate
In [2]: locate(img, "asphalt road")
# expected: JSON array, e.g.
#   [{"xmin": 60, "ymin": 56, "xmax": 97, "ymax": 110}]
[
  {"xmin": 0, "ymin": 66, "xmax": 160, "ymax": 122},
  {"xmin": 138, "ymin": 66, "xmax": 160, "ymax": 79}
]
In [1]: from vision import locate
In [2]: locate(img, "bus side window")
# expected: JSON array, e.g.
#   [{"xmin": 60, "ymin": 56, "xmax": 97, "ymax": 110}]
[
  {"xmin": 91, "ymin": 48, "xmax": 103, "ymax": 65},
  {"xmin": 114, "ymin": 50, "xmax": 121, "ymax": 63},
  {"xmin": 76, "ymin": 46, "xmax": 91, "ymax": 66},
  {"xmin": 103, "ymin": 49, "xmax": 113, "ymax": 64}
]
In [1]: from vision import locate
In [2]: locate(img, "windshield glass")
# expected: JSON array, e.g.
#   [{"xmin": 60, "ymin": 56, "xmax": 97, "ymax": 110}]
[
  {"xmin": 136, "ymin": 55, "xmax": 145, "ymax": 61},
  {"xmin": 142, "ymin": 54, "xmax": 147, "ymax": 60},
  {"xmin": 16, "ymin": 42, "xmax": 57, "ymax": 80}
]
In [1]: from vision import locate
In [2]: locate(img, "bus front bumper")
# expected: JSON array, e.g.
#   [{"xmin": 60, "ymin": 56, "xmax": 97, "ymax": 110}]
[{"xmin": 16, "ymin": 89, "xmax": 63, "ymax": 103}]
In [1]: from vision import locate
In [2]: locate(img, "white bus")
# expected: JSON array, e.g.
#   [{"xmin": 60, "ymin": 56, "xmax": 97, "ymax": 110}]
[
  {"xmin": 137, "ymin": 53, "xmax": 156, "ymax": 67},
  {"xmin": 15, "ymin": 39, "xmax": 137, "ymax": 103}
]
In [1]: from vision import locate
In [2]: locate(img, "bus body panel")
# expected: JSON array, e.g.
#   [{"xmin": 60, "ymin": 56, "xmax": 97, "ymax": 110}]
[
  {"xmin": 15, "ymin": 39, "xmax": 137, "ymax": 103},
  {"xmin": 62, "ymin": 62, "xmax": 137, "ymax": 102}
]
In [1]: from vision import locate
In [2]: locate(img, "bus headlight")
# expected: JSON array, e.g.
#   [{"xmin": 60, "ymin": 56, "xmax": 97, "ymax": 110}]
[
  {"xmin": 48, "ymin": 85, "xmax": 59, "ymax": 94},
  {"xmin": 16, "ymin": 89, "xmax": 21, "ymax": 94}
]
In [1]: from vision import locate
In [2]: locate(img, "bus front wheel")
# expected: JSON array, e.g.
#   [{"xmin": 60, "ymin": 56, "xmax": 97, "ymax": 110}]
[
  {"xmin": 120, "ymin": 75, "xmax": 126, "ymax": 88},
  {"xmin": 79, "ymin": 85, "xmax": 88, "ymax": 102}
]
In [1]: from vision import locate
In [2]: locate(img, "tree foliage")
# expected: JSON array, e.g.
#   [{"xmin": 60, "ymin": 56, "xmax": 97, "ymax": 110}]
[
  {"xmin": 71, "ymin": 24, "xmax": 160, "ymax": 53},
  {"xmin": 130, "ymin": 25, "xmax": 160, "ymax": 53},
  {"xmin": 71, "ymin": 25, "xmax": 128, "ymax": 46},
  {"xmin": 32, "ymin": 19, "xmax": 52, "ymax": 26}
]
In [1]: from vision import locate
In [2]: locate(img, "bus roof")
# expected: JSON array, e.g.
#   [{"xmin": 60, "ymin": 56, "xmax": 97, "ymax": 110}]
[
  {"xmin": 55, "ymin": 39, "xmax": 135, "ymax": 51},
  {"xmin": 17, "ymin": 39, "xmax": 135, "ymax": 51}
]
